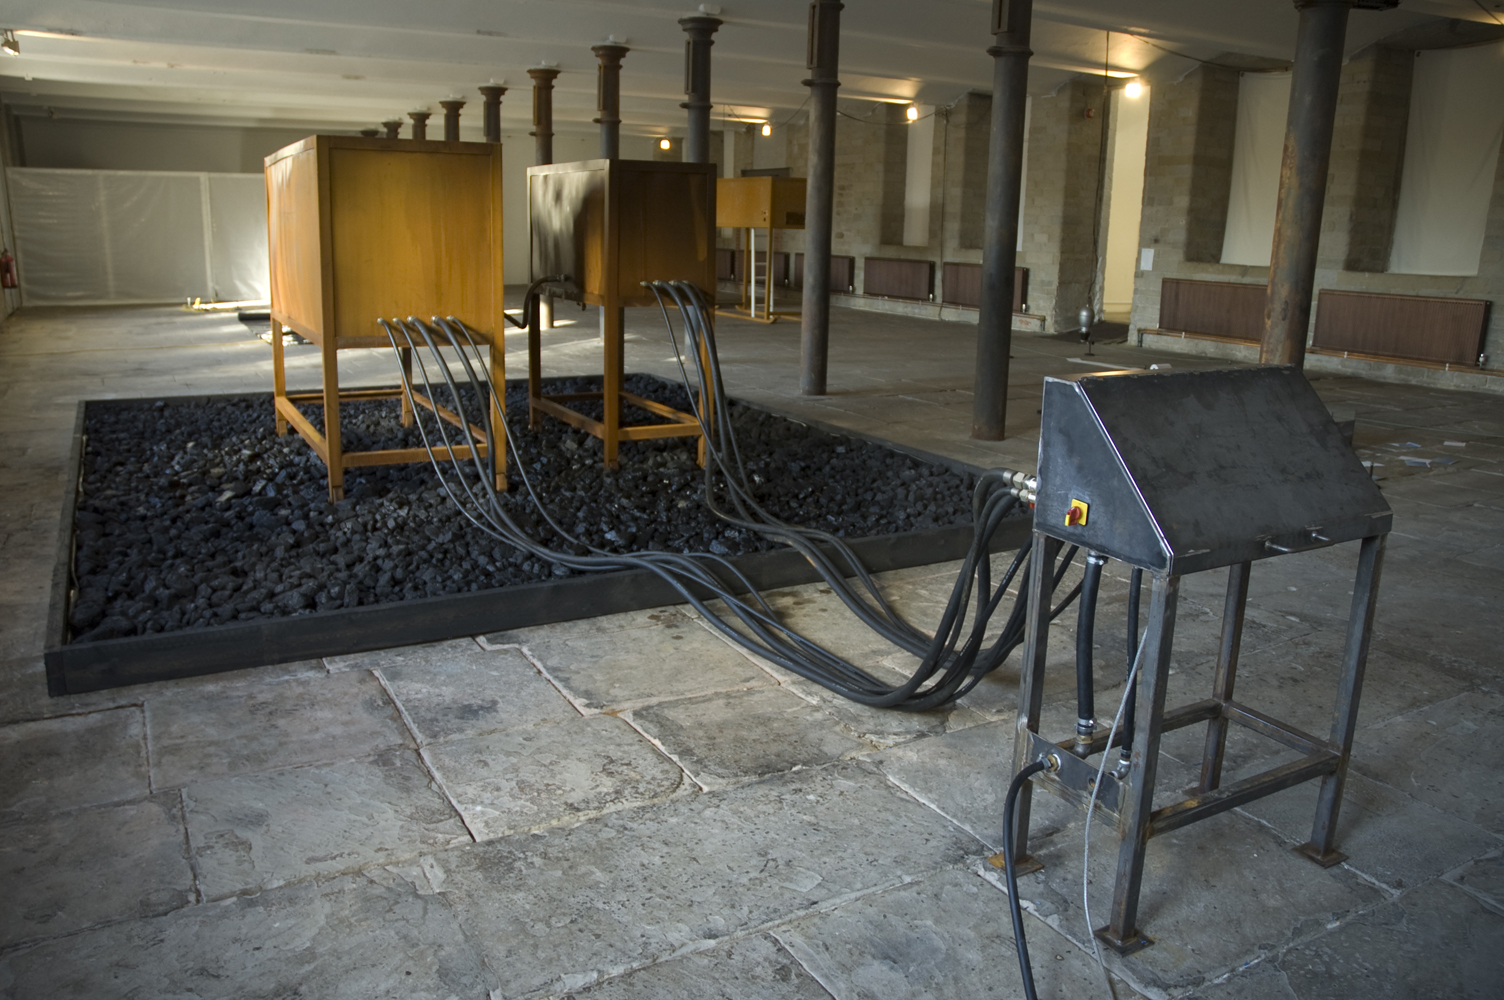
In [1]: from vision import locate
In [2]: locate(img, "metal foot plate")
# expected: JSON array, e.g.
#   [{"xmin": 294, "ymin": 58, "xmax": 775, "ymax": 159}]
[
  {"xmin": 1095, "ymin": 925, "xmax": 1153, "ymax": 956},
  {"xmin": 1294, "ymin": 842, "xmax": 1348, "ymax": 869},
  {"xmin": 986, "ymin": 852, "xmax": 1043, "ymax": 876}
]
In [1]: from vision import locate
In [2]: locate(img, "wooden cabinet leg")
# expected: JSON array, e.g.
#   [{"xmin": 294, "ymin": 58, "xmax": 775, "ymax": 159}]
[
  {"xmin": 322, "ymin": 338, "xmax": 345, "ymax": 502},
  {"xmin": 489, "ymin": 339, "xmax": 507, "ymax": 492},
  {"xmin": 271, "ymin": 318, "xmax": 289, "ymax": 437},
  {"xmin": 602, "ymin": 305, "xmax": 622, "ymax": 469}
]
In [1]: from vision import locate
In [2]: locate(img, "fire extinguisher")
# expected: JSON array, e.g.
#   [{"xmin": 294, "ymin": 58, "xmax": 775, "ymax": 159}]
[{"xmin": 0, "ymin": 248, "xmax": 16, "ymax": 290}]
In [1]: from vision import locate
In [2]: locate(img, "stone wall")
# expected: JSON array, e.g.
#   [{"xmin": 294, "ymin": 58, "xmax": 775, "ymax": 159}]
[{"xmin": 1134, "ymin": 47, "xmax": 1504, "ymax": 375}]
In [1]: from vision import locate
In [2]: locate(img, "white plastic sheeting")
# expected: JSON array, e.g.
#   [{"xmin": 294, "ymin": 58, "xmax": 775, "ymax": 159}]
[
  {"xmin": 1221, "ymin": 71, "xmax": 1291, "ymax": 268},
  {"xmin": 1389, "ymin": 43, "xmax": 1504, "ymax": 277},
  {"xmin": 6, "ymin": 168, "xmax": 269, "ymax": 305}
]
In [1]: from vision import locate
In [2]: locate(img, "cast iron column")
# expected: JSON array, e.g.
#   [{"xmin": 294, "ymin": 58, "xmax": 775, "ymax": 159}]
[
  {"xmin": 479, "ymin": 85, "xmax": 507, "ymax": 143},
  {"xmin": 382, "ymin": 119, "xmax": 403, "ymax": 139},
  {"xmin": 1261, "ymin": 0, "xmax": 1394, "ymax": 366},
  {"xmin": 530, "ymin": 67, "xmax": 561, "ymax": 328},
  {"xmin": 593, "ymin": 43, "xmax": 630, "ymax": 159},
  {"xmin": 529, "ymin": 67, "xmax": 560, "ymax": 165},
  {"xmin": 408, "ymin": 110, "xmax": 431, "ymax": 141},
  {"xmin": 679, "ymin": 15, "xmax": 722, "ymax": 163},
  {"xmin": 799, "ymin": 0, "xmax": 843, "ymax": 396},
  {"xmin": 972, "ymin": 0, "xmax": 1033, "ymax": 440},
  {"xmin": 440, "ymin": 99, "xmax": 466, "ymax": 142}
]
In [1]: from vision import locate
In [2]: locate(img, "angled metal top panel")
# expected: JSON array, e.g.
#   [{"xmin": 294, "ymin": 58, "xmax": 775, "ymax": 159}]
[{"xmin": 1036, "ymin": 366, "xmax": 1391, "ymax": 575}]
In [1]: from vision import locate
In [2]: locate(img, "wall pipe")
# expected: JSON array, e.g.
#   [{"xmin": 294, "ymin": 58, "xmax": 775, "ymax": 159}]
[
  {"xmin": 799, "ymin": 0, "xmax": 844, "ymax": 397},
  {"xmin": 679, "ymin": 15, "xmax": 723, "ymax": 164},
  {"xmin": 478, "ymin": 85, "xmax": 507, "ymax": 144},
  {"xmin": 1261, "ymin": 0, "xmax": 1395, "ymax": 366},
  {"xmin": 972, "ymin": 0, "xmax": 1033, "ymax": 440},
  {"xmin": 592, "ymin": 43, "xmax": 630, "ymax": 160}
]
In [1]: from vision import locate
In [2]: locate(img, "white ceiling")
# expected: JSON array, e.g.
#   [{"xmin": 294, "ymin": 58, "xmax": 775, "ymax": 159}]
[{"xmin": 0, "ymin": 0, "xmax": 1499, "ymax": 137}]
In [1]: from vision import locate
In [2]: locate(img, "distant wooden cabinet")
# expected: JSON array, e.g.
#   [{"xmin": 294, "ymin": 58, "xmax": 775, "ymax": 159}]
[
  {"xmin": 716, "ymin": 176, "xmax": 807, "ymax": 230},
  {"xmin": 264, "ymin": 135, "xmax": 507, "ymax": 500},
  {"xmin": 529, "ymin": 158, "xmax": 716, "ymax": 308},
  {"xmin": 716, "ymin": 176, "xmax": 806, "ymax": 323},
  {"xmin": 526, "ymin": 159, "xmax": 717, "ymax": 469}
]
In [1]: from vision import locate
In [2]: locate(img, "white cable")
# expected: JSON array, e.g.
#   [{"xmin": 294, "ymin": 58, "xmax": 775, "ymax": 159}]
[{"xmin": 1082, "ymin": 623, "xmax": 1150, "ymax": 1000}]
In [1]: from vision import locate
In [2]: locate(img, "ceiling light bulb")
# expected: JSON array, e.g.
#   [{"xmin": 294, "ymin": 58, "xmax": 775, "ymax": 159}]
[
  {"xmin": 906, "ymin": 105, "xmax": 919, "ymax": 121},
  {"xmin": 1124, "ymin": 80, "xmax": 1143, "ymax": 99},
  {"xmin": 659, "ymin": 138, "xmax": 672, "ymax": 150},
  {"xmin": 761, "ymin": 123, "xmax": 771, "ymax": 137}
]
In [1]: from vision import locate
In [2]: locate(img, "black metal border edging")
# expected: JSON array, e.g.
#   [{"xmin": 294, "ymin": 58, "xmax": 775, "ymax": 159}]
[{"xmin": 44, "ymin": 383, "xmax": 1032, "ymax": 695}]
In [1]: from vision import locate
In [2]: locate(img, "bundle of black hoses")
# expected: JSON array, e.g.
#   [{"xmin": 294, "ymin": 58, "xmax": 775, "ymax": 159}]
[{"xmin": 374, "ymin": 278, "xmax": 1084, "ymax": 711}]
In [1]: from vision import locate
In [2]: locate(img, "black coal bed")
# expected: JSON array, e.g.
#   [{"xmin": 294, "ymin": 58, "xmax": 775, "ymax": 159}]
[{"xmin": 46, "ymin": 375, "xmax": 1030, "ymax": 694}]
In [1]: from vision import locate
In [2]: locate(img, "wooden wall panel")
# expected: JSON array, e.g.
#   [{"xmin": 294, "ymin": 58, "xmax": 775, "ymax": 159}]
[
  {"xmin": 1313, "ymin": 289, "xmax": 1490, "ymax": 366},
  {"xmin": 863, "ymin": 257, "xmax": 934, "ymax": 301},
  {"xmin": 940, "ymin": 262, "xmax": 1028, "ymax": 313},
  {"xmin": 1158, "ymin": 278, "xmax": 1266, "ymax": 343}
]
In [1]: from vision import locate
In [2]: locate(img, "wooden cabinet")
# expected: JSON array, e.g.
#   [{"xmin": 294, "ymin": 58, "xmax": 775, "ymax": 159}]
[
  {"xmin": 264, "ymin": 135, "xmax": 506, "ymax": 500},
  {"xmin": 715, "ymin": 176, "xmax": 806, "ymax": 323},
  {"xmin": 525, "ymin": 159, "xmax": 717, "ymax": 467},
  {"xmin": 716, "ymin": 176, "xmax": 806, "ymax": 230}
]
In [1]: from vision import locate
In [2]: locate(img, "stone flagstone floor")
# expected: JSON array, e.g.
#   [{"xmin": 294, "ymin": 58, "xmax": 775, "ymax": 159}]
[{"xmin": 1, "ymin": 300, "xmax": 1502, "ymax": 998}]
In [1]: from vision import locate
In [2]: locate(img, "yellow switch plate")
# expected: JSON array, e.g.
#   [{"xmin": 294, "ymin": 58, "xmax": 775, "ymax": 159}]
[{"xmin": 1066, "ymin": 498, "xmax": 1089, "ymax": 527}]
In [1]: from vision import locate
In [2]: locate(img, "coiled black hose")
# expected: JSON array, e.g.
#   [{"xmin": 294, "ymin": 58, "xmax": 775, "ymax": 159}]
[{"xmin": 372, "ymin": 279, "xmax": 1083, "ymax": 712}]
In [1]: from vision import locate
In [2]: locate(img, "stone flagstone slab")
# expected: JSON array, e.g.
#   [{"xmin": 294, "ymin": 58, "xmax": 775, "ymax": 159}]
[
  {"xmin": 1189, "ymin": 880, "xmax": 1504, "ymax": 1000},
  {"xmin": 421, "ymin": 714, "xmax": 683, "ymax": 840},
  {"xmin": 774, "ymin": 868, "xmax": 1122, "ymax": 1000},
  {"xmin": 146, "ymin": 669, "xmax": 411, "ymax": 789},
  {"xmin": 0, "ymin": 871, "xmax": 498, "ymax": 999},
  {"xmin": 1446, "ymin": 853, "xmax": 1504, "ymax": 912},
  {"xmin": 988, "ymin": 808, "xmax": 1384, "ymax": 996},
  {"xmin": 563, "ymin": 934, "xmax": 832, "ymax": 999},
  {"xmin": 1351, "ymin": 691, "xmax": 1504, "ymax": 834},
  {"xmin": 626, "ymin": 686, "xmax": 873, "ymax": 790},
  {"xmin": 352, "ymin": 639, "xmax": 580, "ymax": 744},
  {"xmin": 0, "ymin": 793, "xmax": 194, "ymax": 949},
  {"xmin": 183, "ymin": 748, "xmax": 472, "ymax": 900},
  {"xmin": 1233, "ymin": 768, "xmax": 1500, "ymax": 893},
  {"xmin": 514, "ymin": 613, "xmax": 774, "ymax": 712},
  {"xmin": 428, "ymin": 761, "xmax": 982, "ymax": 999},
  {"xmin": 0, "ymin": 705, "xmax": 148, "ymax": 821}
]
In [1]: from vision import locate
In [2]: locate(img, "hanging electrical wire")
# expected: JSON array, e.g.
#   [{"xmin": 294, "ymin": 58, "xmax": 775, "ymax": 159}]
[{"xmin": 374, "ymin": 278, "xmax": 1080, "ymax": 712}]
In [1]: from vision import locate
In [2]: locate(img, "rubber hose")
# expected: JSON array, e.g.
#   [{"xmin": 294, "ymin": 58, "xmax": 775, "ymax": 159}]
[
  {"xmin": 1076, "ymin": 552, "xmax": 1107, "ymax": 744},
  {"xmin": 1004, "ymin": 759, "xmax": 1049, "ymax": 1000}
]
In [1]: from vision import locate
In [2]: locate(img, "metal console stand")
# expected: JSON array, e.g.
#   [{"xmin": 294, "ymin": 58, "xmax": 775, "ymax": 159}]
[{"xmin": 1006, "ymin": 366, "xmax": 1391, "ymax": 955}]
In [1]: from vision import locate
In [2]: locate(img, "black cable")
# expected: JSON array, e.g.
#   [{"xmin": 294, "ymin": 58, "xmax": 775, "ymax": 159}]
[
  {"xmin": 375, "ymin": 281, "xmax": 1080, "ymax": 714},
  {"xmin": 1004, "ymin": 759, "xmax": 1049, "ymax": 1000}
]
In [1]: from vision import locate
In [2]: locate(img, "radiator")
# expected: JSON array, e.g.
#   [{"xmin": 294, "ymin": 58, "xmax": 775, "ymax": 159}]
[
  {"xmin": 1157, "ymin": 278, "xmax": 1266, "ymax": 343},
  {"xmin": 1313, "ymin": 289, "xmax": 1490, "ymax": 367},
  {"xmin": 863, "ymin": 257, "xmax": 934, "ymax": 301},
  {"xmin": 940, "ymin": 262, "xmax": 1029, "ymax": 313}
]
